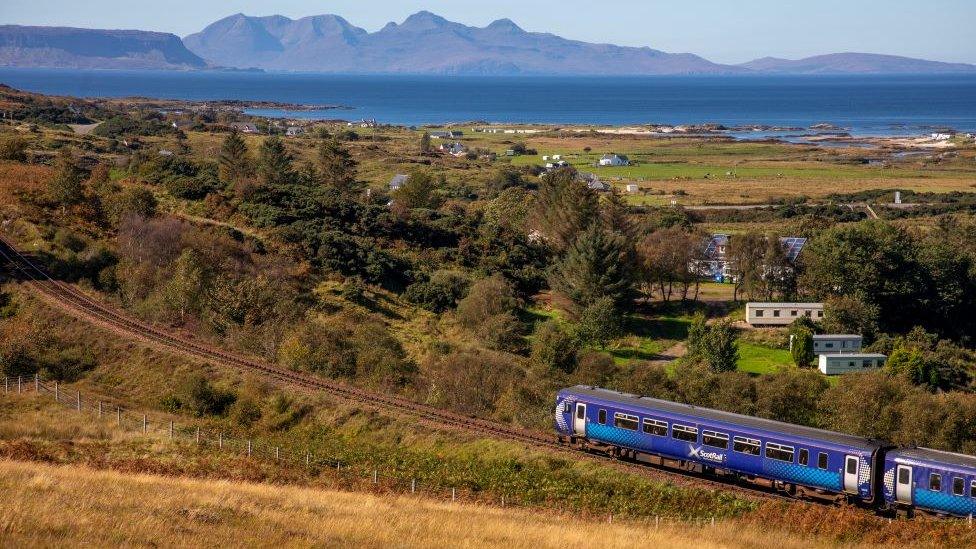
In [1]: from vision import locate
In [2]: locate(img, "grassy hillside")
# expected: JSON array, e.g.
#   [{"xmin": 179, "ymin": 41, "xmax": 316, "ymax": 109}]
[{"xmin": 0, "ymin": 459, "xmax": 966, "ymax": 549}]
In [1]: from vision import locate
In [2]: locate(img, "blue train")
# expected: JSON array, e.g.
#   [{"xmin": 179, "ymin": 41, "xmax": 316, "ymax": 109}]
[{"xmin": 555, "ymin": 385, "xmax": 976, "ymax": 518}]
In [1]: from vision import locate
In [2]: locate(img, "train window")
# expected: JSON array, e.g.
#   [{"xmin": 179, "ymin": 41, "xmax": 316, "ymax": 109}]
[
  {"xmin": 971, "ymin": 481, "xmax": 976, "ymax": 498},
  {"xmin": 898, "ymin": 468, "xmax": 910, "ymax": 485},
  {"xmin": 846, "ymin": 458, "xmax": 857, "ymax": 475},
  {"xmin": 929, "ymin": 473, "xmax": 942, "ymax": 492},
  {"xmin": 702, "ymin": 430, "xmax": 729, "ymax": 450},
  {"xmin": 672, "ymin": 424, "xmax": 698, "ymax": 442},
  {"xmin": 642, "ymin": 418, "xmax": 668, "ymax": 437},
  {"xmin": 765, "ymin": 442, "xmax": 795, "ymax": 463},
  {"xmin": 598, "ymin": 410, "xmax": 607, "ymax": 425},
  {"xmin": 733, "ymin": 436, "xmax": 761, "ymax": 456},
  {"xmin": 954, "ymin": 477, "xmax": 965, "ymax": 496},
  {"xmin": 818, "ymin": 453, "xmax": 828, "ymax": 470},
  {"xmin": 576, "ymin": 405, "xmax": 585, "ymax": 420},
  {"xmin": 614, "ymin": 413, "xmax": 639, "ymax": 431},
  {"xmin": 798, "ymin": 449, "xmax": 809, "ymax": 466}
]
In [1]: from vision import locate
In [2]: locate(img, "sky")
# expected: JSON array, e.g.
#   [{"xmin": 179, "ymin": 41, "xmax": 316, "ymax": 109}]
[{"xmin": 2, "ymin": 0, "xmax": 975, "ymax": 64}]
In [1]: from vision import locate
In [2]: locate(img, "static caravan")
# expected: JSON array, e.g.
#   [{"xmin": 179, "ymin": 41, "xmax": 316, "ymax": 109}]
[
  {"xmin": 746, "ymin": 302, "xmax": 824, "ymax": 326},
  {"xmin": 819, "ymin": 353, "xmax": 887, "ymax": 375},
  {"xmin": 813, "ymin": 334, "xmax": 862, "ymax": 355}
]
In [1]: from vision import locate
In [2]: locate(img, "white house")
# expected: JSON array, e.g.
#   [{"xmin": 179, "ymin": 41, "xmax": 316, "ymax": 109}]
[
  {"xmin": 791, "ymin": 334, "xmax": 863, "ymax": 355},
  {"xmin": 599, "ymin": 154, "xmax": 629, "ymax": 167},
  {"xmin": 439, "ymin": 142, "xmax": 466, "ymax": 156},
  {"xmin": 389, "ymin": 174, "xmax": 409, "ymax": 191},
  {"xmin": 813, "ymin": 334, "xmax": 862, "ymax": 355},
  {"xmin": 285, "ymin": 126, "xmax": 305, "ymax": 137},
  {"xmin": 626, "ymin": 184, "xmax": 640, "ymax": 193},
  {"xmin": 746, "ymin": 302, "xmax": 824, "ymax": 326},
  {"xmin": 819, "ymin": 353, "xmax": 887, "ymax": 375}
]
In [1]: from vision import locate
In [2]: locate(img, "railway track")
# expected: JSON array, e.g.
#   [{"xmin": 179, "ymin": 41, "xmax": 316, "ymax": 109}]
[{"xmin": 0, "ymin": 234, "xmax": 796, "ymax": 504}]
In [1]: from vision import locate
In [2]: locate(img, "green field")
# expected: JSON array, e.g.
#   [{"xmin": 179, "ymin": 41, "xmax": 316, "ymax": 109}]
[{"xmin": 736, "ymin": 342, "xmax": 793, "ymax": 375}]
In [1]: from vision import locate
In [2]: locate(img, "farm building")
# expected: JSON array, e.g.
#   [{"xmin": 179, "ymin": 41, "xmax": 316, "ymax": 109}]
[
  {"xmin": 819, "ymin": 353, "xmax": 887, "ymax": 375},
  {"xmin": 746, "ymin": 302, "xmax": 824, "ymax": 326}
]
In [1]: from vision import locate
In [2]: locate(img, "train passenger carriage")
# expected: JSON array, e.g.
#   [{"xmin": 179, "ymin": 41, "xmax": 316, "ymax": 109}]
[
  {"xmin": 556, "ymin": 386, "xmax": 886, "ymax": 502},
  {"xmin": 883, "ymin": 447, "xmax": 976, "ymax": 517}
]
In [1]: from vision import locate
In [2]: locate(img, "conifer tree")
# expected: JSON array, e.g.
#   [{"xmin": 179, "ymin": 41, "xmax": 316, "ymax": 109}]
[
  {"xmin": 532, "ymin": 167, "xmax": 599, "ymax": 253},
  {"xmin": 318, "ymin": 137, "xmax": 360, "ymax": 193},
  {"xmin": 218, "ymin": 131, "xmax": 252, "ymax": 185},
  {"xmin": 257, "ymin": 136, "xmax": 294, "ymax": 188},
  {"xmin": 549, "ymin": 223, "xmax": 635, "ymax": 314}
]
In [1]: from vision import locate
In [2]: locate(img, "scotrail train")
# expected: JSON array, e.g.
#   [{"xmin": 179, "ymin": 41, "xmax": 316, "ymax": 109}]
[{"xmin": 555, "ymin": 386, "xmax": 976, "ymax": 518}]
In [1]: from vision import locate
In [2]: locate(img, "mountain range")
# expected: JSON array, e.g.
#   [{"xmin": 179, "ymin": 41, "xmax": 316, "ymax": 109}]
[{"xmin": 2, "ymin": 12, "xmax": 975, "ymax": 75}]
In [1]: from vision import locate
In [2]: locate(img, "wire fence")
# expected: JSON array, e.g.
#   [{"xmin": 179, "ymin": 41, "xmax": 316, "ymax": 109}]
[{"xmin": 3, "ymin": 373, "xmax": 743, "ymax": 528}]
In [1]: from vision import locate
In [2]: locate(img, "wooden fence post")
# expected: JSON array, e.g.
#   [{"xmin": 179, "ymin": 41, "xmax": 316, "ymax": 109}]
[
  {"xmin": 4, "ymin": 377, "xmax": 7, "ymax": 393},
  {"xmin": 306, "ymin": 452, "xmax": 310, "ymax": 467},
  {"xmin": 411, "ymin": 479, "xmax": 416, "ymax": 493},
  {"xmin": 98, "ymin": 401, "xmax": 102, "ymax": 418},
  {"xmin": 117, "ymin": 405, "xmax": 121, "ymax": 427},
  {"xmin": 218, "ymin": 432, "xmax": 222, "ymax": 449},
  {"xmin": 34, "ymin": 373, "xmax": 38, "ymax": 392},
  {"xmin": 18, "ymin": 376, "xmax": 22, "ymax": 393},
  {"xmin": 452, "ymin": 487, "xmax": 456, "ymax": 502},
  {"xmin": 169, "ymin": 421, "xmax": 174, "ymax": 439},
  {"xmin": 373, "ymin": 470, "xmax": 377, "ymax": 484},
  {"xmin": 54, "ymin": 381, "xmax": 58, "ymax": 401},
  {"xmin": 76, "ymin": 391, "xmax": 81, "ymax": 411},
  {"xmin": 275, "ymin": 446, "xmax": 279, "ymax": 460},
  {"xmin": 195, "ymin": 426, "xmax": 200, "ymax": 444},
  {"xmin": 247, "ymin": 440, "xmax": 252, "ymax": 457},
  {"xmin": 142, "ymin": 414, "xmax": 147, "ymax": 434}
]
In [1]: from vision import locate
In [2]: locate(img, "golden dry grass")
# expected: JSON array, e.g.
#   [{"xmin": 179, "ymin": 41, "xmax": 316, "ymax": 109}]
[{"xmin": 0, "ymin": 459, "xmax": 880, "ymax": 549}]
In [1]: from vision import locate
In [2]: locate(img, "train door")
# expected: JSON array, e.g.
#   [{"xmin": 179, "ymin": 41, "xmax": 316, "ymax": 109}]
[
  {"xmin": 574, "ymin": 403, "xmax": 586, "ymax": 436},
  {"xmin": 844, "ymin": 455, "xmax": 860, "ymax": 494},
  {"xmin": 895, "ymin": 465, "xmax": 913, "ymax": 504}
]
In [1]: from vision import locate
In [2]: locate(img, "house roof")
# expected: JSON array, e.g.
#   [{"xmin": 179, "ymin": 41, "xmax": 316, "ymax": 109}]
[
  {"xmin": 820, "ymin": 353, "xmax": 887, "ymax": 359},
  {"xmin": 747, "ymin": 302, "xmax": 824, "ymax": 308},
  {"xmin": 780, "ymin": 237, "xmax": 808, "ymax": 262}
]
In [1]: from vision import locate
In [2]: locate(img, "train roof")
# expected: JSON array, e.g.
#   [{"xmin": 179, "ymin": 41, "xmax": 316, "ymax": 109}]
[
  {"xmin": 562, "ymin": 386, "xmax": 883, "ymax": 450},
  {"xmin": 891, "ymin": 447, "xmax": 976, "ymax": 470}
]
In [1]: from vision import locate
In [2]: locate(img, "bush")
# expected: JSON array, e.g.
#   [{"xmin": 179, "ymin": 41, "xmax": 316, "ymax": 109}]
[
  {"xmin": 456, "ymin": 275, "xmax": 524, "ymax": 351},
  {"xmin": 421, "ymin": 350, "xmax": 522, "ymax": 416},
  {"xmin": 574, "ymin": 297, "xmax": 623, "ymax": 348},
  {"xmin": 403, "ymin": 270, "xmax": 469, "ymax": 313},
  {"xmin": 0, "ymin": 135, "xmax": 29, "ymax": 162},
  {"xmin": 163, "ymin": 375, "xmax": 237, "ymax": 417},
  {"xmin": 530, "ymin": 320, "xmax": 579, "ymax": 374}
]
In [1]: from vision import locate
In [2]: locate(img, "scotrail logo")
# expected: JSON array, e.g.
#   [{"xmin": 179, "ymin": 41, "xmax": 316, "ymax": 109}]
[{"xmin": 689, "ymin": 445, "xmax": 725, "ymax": 463}]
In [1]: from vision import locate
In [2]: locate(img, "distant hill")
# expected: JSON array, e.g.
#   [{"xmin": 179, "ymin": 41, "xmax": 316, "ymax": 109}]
[
  {"xmin": 0, "ymin": 25, "xmax": 207, "ymax": 70},
  {"xmin": 739, "ymin": 53, "xmax": 976, "ymax": 74},
  {"xmin": 182, "ymin": 11, "xmax": 736, "ymax": 75},
  {"xmin": 3, "ymin": 16, "xmax": 975, "ymax": 76}
]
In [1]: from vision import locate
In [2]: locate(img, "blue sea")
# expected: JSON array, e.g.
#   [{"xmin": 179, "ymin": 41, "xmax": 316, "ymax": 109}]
[{"xmin": 1, "ymin": 68, "xmax": 975, "ymax": 136}]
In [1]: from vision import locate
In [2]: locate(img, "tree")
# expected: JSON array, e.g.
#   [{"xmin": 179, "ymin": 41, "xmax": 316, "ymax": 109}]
[
  {"xmin": 701, "ymin": 319, "xmax": 739, "ymax": 373},
  {"xmin": 257, "ymin": 136, "xmax": 293, "ymax": 188},
  {"xmin": 455, "ymin": 275, "xmax": 523, "ymax": 352},
  {"xmin": 686, "ymin": 313, "xmax": 709, "ymax": 359},
  {"xmin": 790, "ymin": 327, "xmax": 815, "ymax": 367},
  {"xmin": 532, "ymin": 167, "xmax": 599, "ymax": 253},
  {"xmin": 575, "ymin": 297, "xmax": 624, "ymax": 348},
  {"xmin": 530, "ymin": 320, "xmax": 579, "ymax": 375},
  {"xmin": 318, "ymin": 137, "xmax": 360, "ymax": 194},
  {"xmin": 549, "ymin": 223, "xmax": 635, "ymax": 314},
  {"xmin": 600, "ymin": 188, "xmax": 634, "ymax": 240},
  {"xmin": 393, "ymin": 170, "xmax": 442, "ymax": 209},
  {"xmin": 637, "ymin": 227, "xmax": 705, "ymax": 302},
  {"xmin": 47, "ymin": 147, "xmax": 85, "ymax": 213},
  {"xmin": 420, "ymin": 132, "xmax": 432, "ymax": 154},
  {"xmin": 218, "ymin": 131, "xmax": 252, "ymax": 185},
  {"xmin": 823, "ymin": 294, "xmax": 879, "ymax": 342},
  {"xmin": 726, "ymin": 231, "xmax": 765, "ymax": 301},
  {"xmin": 164, "ymin": 248, "xmax": 210, "ymax": 322}
]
